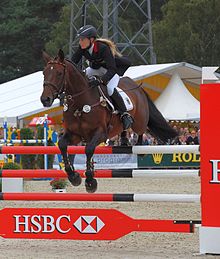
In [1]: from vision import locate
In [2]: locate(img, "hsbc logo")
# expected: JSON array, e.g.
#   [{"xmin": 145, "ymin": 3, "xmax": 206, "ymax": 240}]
[
  {"xmin": 73, "ymin": 216, "xmax": 105, "ymax": 233},
  {"xmin": 13, "ymin": 214, "xmax": 105, "ymax": 235}
]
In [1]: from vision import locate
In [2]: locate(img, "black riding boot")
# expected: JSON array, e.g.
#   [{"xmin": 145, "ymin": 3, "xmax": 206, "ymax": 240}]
[{"xmin": 111, "ymin": 89, "xmax": 134, "ymax": 130}]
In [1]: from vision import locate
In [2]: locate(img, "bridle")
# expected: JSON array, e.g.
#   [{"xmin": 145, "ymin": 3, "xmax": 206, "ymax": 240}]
[{"xmin": 43, "ymin": 60, "xmax": 66, "ymax": 100}]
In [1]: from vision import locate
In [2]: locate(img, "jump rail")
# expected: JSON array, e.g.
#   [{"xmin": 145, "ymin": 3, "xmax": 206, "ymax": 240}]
[
  {"xmin": 0, "ymin": 193, "xmax": 200, "ymax": 202},
  {"xmin": 0, "ymin": 145, "xmax": 200, "ymax": 155},
  {"xmin": 0, "ymin": 169, "xmax": 200, "ymax": 178}
]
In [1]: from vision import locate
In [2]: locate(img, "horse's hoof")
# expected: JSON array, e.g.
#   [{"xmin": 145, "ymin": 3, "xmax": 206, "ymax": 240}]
[
  {"xmin": 85, "ymin": 178, "xmax": 97, "ymax": 193},
  {"xmin": 68, "ymin": 172, "xmax": 82, "ymax": 186}
]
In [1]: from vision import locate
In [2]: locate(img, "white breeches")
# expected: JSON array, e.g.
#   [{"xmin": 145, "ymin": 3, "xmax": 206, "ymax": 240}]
[{"xmin": 85, "ymin": 67, "xmax": 120, "ymax": 96}]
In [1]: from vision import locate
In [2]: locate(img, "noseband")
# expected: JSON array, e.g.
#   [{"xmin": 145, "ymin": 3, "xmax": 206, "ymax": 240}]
[{"xmin": 43, "ymin": 60, "xmax": 66, "ymax": 99}]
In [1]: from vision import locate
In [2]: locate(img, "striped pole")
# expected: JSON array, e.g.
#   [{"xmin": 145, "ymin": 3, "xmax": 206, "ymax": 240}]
[
  {"xmin": 0, "ymin": 193, "xmax": 200, "ymax": 202},
  {"xmin": 132, "ymin": 145, "xmax": 200, "ymax": 154},
  {"xmin": 0, "ymin": 145, "xmax": 200, "ymax": 155},
  {"xmin": 0, "ymin": 169, "xmax": 199, "ymax": 178}
]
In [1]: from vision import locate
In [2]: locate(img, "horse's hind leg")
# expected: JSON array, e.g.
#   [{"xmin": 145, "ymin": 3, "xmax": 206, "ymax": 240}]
[
  {"xmin": 120, "ymin": 130, "xmax": 129, "ymax": 146},
  {"xmin": 136, "ymin": 134, "xmax": 143, "ymax": 145},
  {"xmin": 58, "ymin": 131, "xmax": 82, "ymax": 186}
]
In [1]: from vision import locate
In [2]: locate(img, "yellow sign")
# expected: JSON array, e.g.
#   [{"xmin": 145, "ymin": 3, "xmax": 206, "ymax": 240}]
[
  {"xmin": 152, "ymin": 153, "xmax": 163, "ymax": 164},
  {"xmin": 172, "ymin": 153, "xmax": 200, "ymax": 163}
]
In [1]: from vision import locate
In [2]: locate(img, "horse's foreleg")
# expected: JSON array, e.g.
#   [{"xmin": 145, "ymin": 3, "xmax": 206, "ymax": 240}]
[
  {"xmin": 85, "ymin": 145, "xmax": 97, "ymax": 193},
  {"xmin": 85, "ymin": 129, "xmax": 107, "ymax": 193},
  {"xmin": 58, "ymin": 132, "xmax": 82, "ymax": 186}
]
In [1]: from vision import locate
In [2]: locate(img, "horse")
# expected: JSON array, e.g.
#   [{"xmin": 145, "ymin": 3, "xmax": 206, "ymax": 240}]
[{"xmin": 41, "ymin": 49, "xmax": 178, "ymax": 193}]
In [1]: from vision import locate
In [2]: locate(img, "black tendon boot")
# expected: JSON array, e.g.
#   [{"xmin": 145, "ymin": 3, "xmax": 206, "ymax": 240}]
[{"xmin": 111, "ymin": 88, "xmax": 134, "ymax": 130}]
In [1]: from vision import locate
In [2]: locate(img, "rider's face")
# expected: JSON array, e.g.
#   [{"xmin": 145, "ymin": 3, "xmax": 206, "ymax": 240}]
[{"xmin": 79, "ymin": 37, "xmax": 91, "ymax": 49}]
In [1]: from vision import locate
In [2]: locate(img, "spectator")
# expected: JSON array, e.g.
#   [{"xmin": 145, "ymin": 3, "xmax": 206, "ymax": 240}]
[
  {"xmin": 142, "ymin": 133, "xmax": 149, "ymax": 145},
  {"xmin": 197, "ymin": 129, "xmax": 200, "ymax": 144},
  {"xmin": 129, "ymin": 132, "xmax": 138, "ymax": 146},
  {"xmin": 186, "ymin": 130, "xmax": 199, "ymax": 145},
  {"xmin": 173, "ymin": 134, "xmax": 187, "ymax": 145}
]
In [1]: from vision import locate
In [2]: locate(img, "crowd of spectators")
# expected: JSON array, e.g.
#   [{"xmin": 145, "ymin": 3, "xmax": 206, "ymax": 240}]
[{"xmin": 106, "ymin": 124, "xmax": 200, "ymax": 146}]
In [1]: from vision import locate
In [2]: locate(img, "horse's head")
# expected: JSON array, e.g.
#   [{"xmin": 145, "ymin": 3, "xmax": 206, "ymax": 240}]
[{"xmin": 41, "ymin": 49, "xmax": 66, "ymax": 107}]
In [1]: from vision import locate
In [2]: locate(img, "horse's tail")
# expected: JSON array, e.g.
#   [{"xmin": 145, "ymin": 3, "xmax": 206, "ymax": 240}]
[{"xmin": 145, "ymin": 92, "xmax": 178, "ymax": 142}]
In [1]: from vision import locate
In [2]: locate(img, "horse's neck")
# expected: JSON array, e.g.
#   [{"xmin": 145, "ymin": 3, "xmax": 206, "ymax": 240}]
[
  {"xmin": 66, "ymin": 63, "xmax": 99, "ymax": 101},
  {"xmin": 66, "ymin": 64, "xmax": 88, "ymax": 95}
]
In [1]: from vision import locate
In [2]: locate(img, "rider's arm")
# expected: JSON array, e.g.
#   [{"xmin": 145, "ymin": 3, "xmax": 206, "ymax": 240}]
[
  {"xmin": 100, "ymin": 45, "xmax": 117, "ymax": 84},
  {"xmin": 71, "ymin": 46, "xmax": 83, "ymax": 64}
]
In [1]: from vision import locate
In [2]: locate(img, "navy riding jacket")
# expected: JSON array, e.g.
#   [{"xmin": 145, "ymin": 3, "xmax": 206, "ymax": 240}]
[{"xmin": 72, "ymin": 41, "xmax": 131, "ymax": 84}]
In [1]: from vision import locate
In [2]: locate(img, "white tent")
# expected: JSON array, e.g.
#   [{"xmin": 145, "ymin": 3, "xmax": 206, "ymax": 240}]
[
  {"xmin": 0, "ymin": 71, "xmax": 59, "ymax": 118},
  {"xmin": 0, "ymin": 71, "xmax": 59, "ymax": 126},
  {"xmin": 154, "ymin": 73, "xmax": 200, "ymax": 120}
]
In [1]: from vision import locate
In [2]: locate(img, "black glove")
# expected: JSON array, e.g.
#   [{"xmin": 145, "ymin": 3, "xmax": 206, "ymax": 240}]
[{"xmin": 88, "ymin": 76, "xmax": 103, "ymax": 87}]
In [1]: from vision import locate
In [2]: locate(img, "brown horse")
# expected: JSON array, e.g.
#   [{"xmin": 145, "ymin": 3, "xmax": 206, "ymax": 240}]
[{"xmin": 41, "ymin": 49, "xmax": 178, "ymax": 193}]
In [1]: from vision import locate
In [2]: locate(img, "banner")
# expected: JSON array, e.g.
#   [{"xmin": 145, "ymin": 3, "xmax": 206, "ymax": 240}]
[
  {"xmin": 73, "ymin": 154, "xmax": 137, "ymax": 169},
  {"xmin": 138, "ymin": 152, "xmax": 200, "ymax": 168}
]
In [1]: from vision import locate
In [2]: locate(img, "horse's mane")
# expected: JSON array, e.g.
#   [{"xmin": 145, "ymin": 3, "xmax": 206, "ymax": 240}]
[
  {"xmin": 53, "ymin": 55, "xmax": 88, "ymax": 82},
  {"xmin": 65, "ymin": 58, "xmax": 88, "ymax": 81}
]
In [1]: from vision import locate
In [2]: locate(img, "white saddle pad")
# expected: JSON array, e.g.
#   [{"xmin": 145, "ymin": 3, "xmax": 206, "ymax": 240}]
[{"xmin": 116, "ymin": 86, "xmax": 133, "ymax": 111}]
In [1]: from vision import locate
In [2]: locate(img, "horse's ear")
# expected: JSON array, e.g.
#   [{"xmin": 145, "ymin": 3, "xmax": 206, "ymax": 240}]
[
  {"xmin": 58, "ymin": 49, "xmax": 65, "ymax": 62},
  {"xmin": 42, "ymin": 50, "xmax": 51, "ymax": 64}
]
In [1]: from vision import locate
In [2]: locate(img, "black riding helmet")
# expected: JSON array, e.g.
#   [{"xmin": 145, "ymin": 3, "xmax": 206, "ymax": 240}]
[{"xmin": 77, "ymin": 25, "xmax": 97, "ymax": 39}]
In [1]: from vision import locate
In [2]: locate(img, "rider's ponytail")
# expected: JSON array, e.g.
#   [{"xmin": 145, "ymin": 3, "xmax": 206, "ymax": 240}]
[{"xmin": 96, "ymin": 38, "xmax": 122, "ymax": 57}]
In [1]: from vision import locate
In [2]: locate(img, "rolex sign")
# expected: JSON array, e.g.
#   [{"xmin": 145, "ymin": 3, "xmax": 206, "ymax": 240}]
[{"xmin": 138, "ymin": 152, "xmax": 200, "ymax": 168}]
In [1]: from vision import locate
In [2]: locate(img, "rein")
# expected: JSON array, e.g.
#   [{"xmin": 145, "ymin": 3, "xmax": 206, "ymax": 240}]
[{"xmin": 67, "ymin": 83, "xmax": 96, "ymax": 99}]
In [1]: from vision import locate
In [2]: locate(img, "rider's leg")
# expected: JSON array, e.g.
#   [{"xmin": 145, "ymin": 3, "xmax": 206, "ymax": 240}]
[
  {"xmin": 110, "ymin": 88, "xmax": 134, "ymax": 130},
  {"xmin": 86, "ymin": 67, "xmax": 134, "ymax": 130},
  {"xmin": 107, "ymin": 76, "xmax": 134, "ymax": 130}
]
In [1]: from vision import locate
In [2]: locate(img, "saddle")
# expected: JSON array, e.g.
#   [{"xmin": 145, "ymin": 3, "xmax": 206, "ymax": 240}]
[{"xmin": 97, "ymin": 85, "xmax": 133, "ymax": 113}]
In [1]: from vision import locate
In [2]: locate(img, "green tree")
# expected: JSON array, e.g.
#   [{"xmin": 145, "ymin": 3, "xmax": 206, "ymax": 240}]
[
  {"xmin": 0, "ymin": 0, "xmax": 68, "ymax": 84},
  {"xmin": 45, "ymin": 4, "xmax": 71, "ymax": 56},
  {"xmin": 151, "ymin": 0, "xmax": 169, "ymax": 21},
  {"xmin": 153, "ymin": 0, "xmax": 220, "ymax": 66}
]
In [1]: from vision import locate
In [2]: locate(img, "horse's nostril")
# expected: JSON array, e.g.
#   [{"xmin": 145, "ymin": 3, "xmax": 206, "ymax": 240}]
[
  {"xmin": 41, "ymin": 96, "xmax": 52, "ymax": 107},
  {"xmin": 41, "ymin": 96, "xmax": 49, "ymax": 102}
]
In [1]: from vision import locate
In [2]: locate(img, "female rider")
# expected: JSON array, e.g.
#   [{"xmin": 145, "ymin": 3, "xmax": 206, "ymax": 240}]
[{"xmin": 71, "ymin": 25, "xmax": 133, "ymax": 130}]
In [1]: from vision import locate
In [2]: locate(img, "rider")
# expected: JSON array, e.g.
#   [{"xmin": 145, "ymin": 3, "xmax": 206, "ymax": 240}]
[{"xmin": 71, "ymin": 25, "xmax": 134, "ymax": 130}]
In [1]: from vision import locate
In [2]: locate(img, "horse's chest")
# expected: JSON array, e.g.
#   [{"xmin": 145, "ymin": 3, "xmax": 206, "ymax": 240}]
[{"xmin": 68, "ymin": 119, "xmax": 92, "ymax": 136}]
